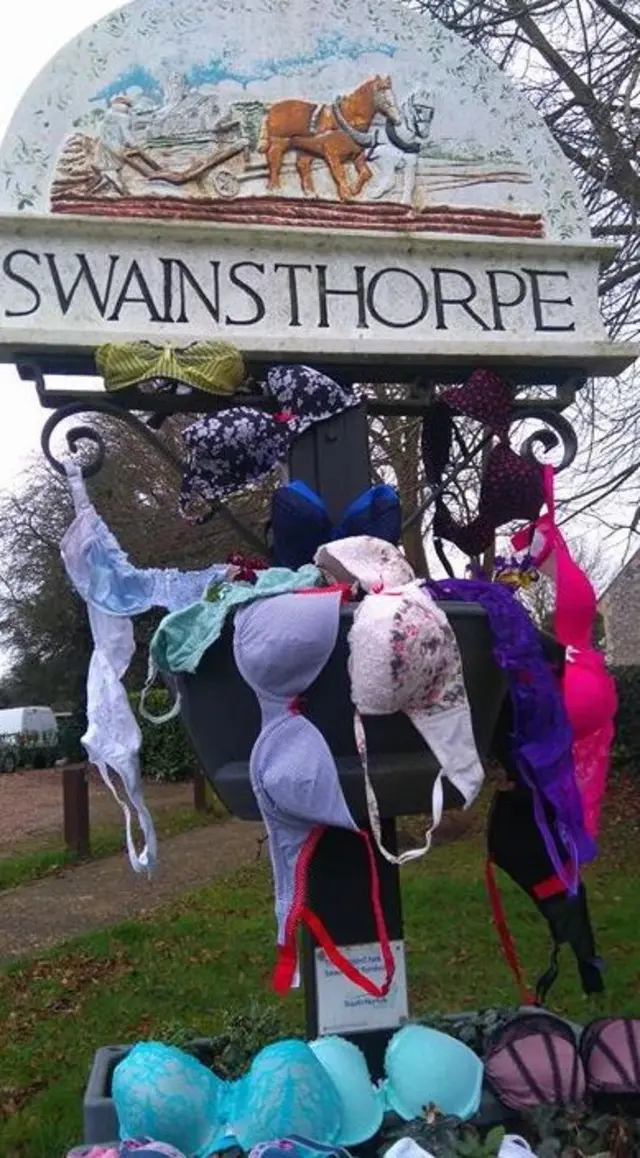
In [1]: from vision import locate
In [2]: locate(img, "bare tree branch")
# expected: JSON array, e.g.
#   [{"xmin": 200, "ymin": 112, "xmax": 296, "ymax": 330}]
[{"xmin": 594, "ymin": 0, "xmax": 640, "ymax": 39}]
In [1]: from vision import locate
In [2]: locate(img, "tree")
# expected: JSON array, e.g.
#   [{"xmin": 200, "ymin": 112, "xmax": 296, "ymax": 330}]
[
  {"xmin": 419, "ymin": 1, "xmax": 640, "ymax": 529},
  {"xmin": 0, "ymin": 411, "xmax": 273, "ymax": 710},
  {"xmin": 416, "ymin": 1, "xmax": 639, "ymax": 342}
]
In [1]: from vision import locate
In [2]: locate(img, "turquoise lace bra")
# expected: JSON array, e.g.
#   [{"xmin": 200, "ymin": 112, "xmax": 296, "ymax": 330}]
[{"xmin": 112, "ymin": 1026, "xmax": 484, "ymax": 1157}]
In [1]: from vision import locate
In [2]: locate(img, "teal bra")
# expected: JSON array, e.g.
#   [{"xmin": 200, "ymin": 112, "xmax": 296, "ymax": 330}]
[{"xmin": 112, "ymin": 1026, "xmax": 484, "ymax": 1157}]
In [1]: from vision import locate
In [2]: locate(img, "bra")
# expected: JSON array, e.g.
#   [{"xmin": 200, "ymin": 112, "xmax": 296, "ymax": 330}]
[
  {"xmin": 60, "ymin": 461, "xmax": 228, "ymax": 873},
  {"xmin": 512, "ymin": 465, "xmax": 596, "ymax": 653},
  {"xmin": 486, "ymin": 785, "xmax": 603, "ymax": 1006},
  {"xmin": 232, "ymin": 588, "xmax": 394, "ymax": 999},
  {"xmin": 512, "ymin": 466, "xmax": 617, "ymax": 839},
  {"xmin": 485, "ymin": 1012, "xmax": 640, "ymax": 1115},
  {"xmin": 112, "ymin": 1026, "xmax": 483, "ymax": 1156},
  {"xmin": 271, "ymin": 482, "xmax": 402, "ymax": 571},
  {"xmin": 421, "ymin": 370, "xmax": 544, "ymax": 561},
  {"xmin": 96, "ymin": 339, "xmax": 246, "ymax": 395}
]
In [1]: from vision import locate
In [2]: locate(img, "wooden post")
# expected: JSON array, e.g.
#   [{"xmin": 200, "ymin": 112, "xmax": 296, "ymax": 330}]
[
  {"xmin": 193, "ymin": 765, "xmax": 208, "ymax": 812},
  {"xmin": 62, "ymin": 762, "xmax": 91, "ymax": 858}
]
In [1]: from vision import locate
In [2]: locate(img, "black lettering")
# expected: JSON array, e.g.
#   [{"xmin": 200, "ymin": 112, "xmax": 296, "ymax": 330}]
[
  {"xmin": 226, "ymin": 262, "xmax": 266, "ymax": 325},
  {"xmin": 170, "ymin": 259, "xmax": 220, "ymax": 323},
  {"xmin": 522, "ymin": 268, "xmax": 575, "ymax": 332},
  {"xmin": 2, "ymin": 249, "xmax": 41, "ymax": 317},
  {"xmin": 159, "ymin": 258, "xmax": 174, "ymax": 323},
  {"xmin": 45, "ymin": 252, "xmax": 119, "ymax": 317},
  {"xmin": 108, "ymin": 260, "xmax": 163, "ymax": 322},
  {"xmin": 275, "ymin": 263, "xmax": 312, "ymax": 327},
  {"xmin": 487, "ymin": 269, "xmax": 527, "ymax": 331},
  {"xmin": 316, "ymin": 264, "xmax": 368, "ymax": 329},
  {"xmin": 366, "ymin": 267, "xmax": 428, "ymax": 329},
  {"xmin": 432, "ymin": 267, "xmax": 491, "ymax": 332}
]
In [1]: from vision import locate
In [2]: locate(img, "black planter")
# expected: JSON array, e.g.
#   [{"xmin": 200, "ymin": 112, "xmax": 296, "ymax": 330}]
[{"xmin": 175, "ymin": 601, "xmax": 508, "ymax": 823}]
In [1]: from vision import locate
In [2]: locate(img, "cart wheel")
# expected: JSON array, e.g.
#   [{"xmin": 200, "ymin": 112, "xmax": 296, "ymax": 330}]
[{"xmin": 214, "ymin": 169, "xmax": 240, "ymax": 199}]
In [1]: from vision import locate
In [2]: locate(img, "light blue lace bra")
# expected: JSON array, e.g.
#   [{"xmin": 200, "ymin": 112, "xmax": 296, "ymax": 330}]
[{"xmin": 112, "ymin": 1026, "xmax": 484, "ymax": 1157}]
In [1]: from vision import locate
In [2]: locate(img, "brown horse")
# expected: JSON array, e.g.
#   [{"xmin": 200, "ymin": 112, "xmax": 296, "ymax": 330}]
[{"xmin": 259, "ymin": 76, "xmax": 400, "ymax": 201}]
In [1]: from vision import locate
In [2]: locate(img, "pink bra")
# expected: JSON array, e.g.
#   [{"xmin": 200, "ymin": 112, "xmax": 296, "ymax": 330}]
[{"xmin": 512, "ymin": 466, "xmax": 617, "ymax": 837}]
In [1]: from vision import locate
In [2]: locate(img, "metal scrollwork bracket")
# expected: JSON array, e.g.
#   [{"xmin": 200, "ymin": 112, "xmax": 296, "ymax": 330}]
[
  {"xmin": 25, "ymin": 356, "xmax": 583, "ymax": 553},
  {"xmin": 37, "ymin": 386, "xmax": 267, "ymax": 555}
]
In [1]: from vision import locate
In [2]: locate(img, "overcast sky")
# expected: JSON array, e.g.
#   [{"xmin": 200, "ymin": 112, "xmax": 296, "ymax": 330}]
[{"xmin": 0, "ymin": 0, "xmax": 118, "ymax": 492}]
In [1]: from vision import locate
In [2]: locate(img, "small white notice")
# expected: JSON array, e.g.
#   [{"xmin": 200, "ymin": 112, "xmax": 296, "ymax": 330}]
[{"xmin": 315, "ymin": 940, "xmax": 409, "ymax": 1036}]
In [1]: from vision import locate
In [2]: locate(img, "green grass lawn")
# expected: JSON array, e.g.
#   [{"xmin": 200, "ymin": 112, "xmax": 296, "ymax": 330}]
[
  {"xmin": 0, "ymin": 804, "xmax": 224, "ymax": 893},
  {"xmin": 1, "ymin": 780, "xmax": 639, "ymax": 1158}
]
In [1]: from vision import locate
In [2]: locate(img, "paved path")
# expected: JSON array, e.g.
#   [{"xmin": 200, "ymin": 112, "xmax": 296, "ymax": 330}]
[{"xmin": 0, "ymin": 819, "xmax": 264, "ymax": 963}]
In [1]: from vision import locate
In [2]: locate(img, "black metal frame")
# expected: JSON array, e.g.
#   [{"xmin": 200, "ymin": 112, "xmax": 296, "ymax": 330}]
[{"xmin": 31, "ymin": 357, "xmax": 581, "ymax": 556}]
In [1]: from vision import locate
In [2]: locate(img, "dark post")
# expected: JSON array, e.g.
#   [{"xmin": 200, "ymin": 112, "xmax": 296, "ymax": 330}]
[
  {"xmin": 289, "ymin": 401, "xmax": 407, "ymax": 1079},
  {"xmin": 62, "ymin": 762, "xmax": 91, "ymax": 858},
  {"xmin": 193, "ymin": 765, "xmax": 208, "ymax": 812}
]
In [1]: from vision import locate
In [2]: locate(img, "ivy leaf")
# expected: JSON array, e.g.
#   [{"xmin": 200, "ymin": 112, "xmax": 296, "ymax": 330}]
[{"xmin": 484, "ymin": 1127, "xmax": 506, "ymax": 1151}]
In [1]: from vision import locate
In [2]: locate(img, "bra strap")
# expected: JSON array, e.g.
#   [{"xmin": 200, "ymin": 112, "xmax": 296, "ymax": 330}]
[
  {"xmin": 138, "ymin": 655, "xmax": 182, "ymax": 723},
  {"xmin": 485, "ymin": 857, "xmax": 536, "ymax": 1006},
  {"xmin": 355, "ymin": 709, "xmax": 443, "ymax": 865},
  {"xmin": 273, "ymin": 826, "xmax": 395, "ymax": 999}
]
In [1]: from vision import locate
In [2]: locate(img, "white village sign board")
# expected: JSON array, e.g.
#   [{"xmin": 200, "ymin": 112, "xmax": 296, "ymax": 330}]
[{"xmin": 0, "ymin": 0, "xmax": 635, "ymax": 373}]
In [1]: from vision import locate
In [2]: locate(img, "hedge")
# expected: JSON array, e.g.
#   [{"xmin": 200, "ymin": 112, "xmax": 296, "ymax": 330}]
[
  {"xmin": 53, "ymin": 695, "xmax": 200, "ymax": 781},
  {"xmin": 611, "ymin": 665, "xmax": 640, "ymax": 771}
]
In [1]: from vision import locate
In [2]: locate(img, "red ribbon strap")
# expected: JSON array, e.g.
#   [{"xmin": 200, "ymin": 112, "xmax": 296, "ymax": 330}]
[
  {"xmin": 485, "ymin": 857, "xmax": 535, "ymax": 1006},
  {"xmin": 273, "ymin": 827, "xmax": 395, "ymax": 999}
]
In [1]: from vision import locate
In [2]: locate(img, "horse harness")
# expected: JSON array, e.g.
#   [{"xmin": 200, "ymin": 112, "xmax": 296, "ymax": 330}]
[
  {"xmin": 306, "ymin": 97, "xmax": 373, "ymax": 148},
  {"xmin": 306, "ymin": 95, "xmax": 424, "ymax": 157}
]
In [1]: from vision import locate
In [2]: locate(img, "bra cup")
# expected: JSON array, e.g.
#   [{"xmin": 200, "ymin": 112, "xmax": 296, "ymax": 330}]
[
  {"xmin": 581, "ymin": 1017, "xmax": 640, "ymax": 1097},
  {"xmin": 309, "ymin": 1035, "xmax": 384, "ymax": 1145},
  {"xmin": 271, "ymin": 484, "xmax": 331, "ymax": 570},
  {"xmin": 112, "ymin": 1042, "xmax": 228, "ymax": 1158},
  {"xmin": 433, "ymin": 502, "xmax": 495, "ymax": 558},
  {"xmin": 260, "ymin": 717, "xmax": 356, "ymax": 831},
  {"xmin": 563, "ymin": 658, "xmax": 614, "ymax": 738},
  {"xmin": 230, "ymin": 1039, "xmax": 343, "ymax": 1150},
  {"xmin": 484, "ymin": 1014, "xmax": 586, "ymax": 1110},
  {"xmin": 86, "ymin": 535, "xmax": 157, "ymax": 615},
  {"xmin": 340, "ymin": 484, "xmax": 402, "ymax": 548},
  {"xmin": 480, "ymin": 444, "xmax": 544, "ymax": 528},
  {"xmin": 315, "ymin": 536, "xmax": 415, "ymax": 592},
  {"xmin": 233, "ymin": 590, "xmax": 342, "ymax": 702},
  {"xmin": 383, "ymin": 1024, "xmax": 483, "ymax": 1122}
]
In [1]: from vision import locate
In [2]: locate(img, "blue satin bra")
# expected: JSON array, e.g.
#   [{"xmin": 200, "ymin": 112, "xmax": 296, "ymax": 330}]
[
  {"xmin": 112, "ymin": 1026, "xmax": 483, "ymax": 1156},
  {"xmin": 271, "ymin": 481, "xmax": 402, "ymax": 570}
]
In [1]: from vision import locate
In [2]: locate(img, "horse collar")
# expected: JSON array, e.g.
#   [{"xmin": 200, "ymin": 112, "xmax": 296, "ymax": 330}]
[
  {"xmin": 331, "ymin": 97, "xmax": 372, "ymax": 147},
  {"xmin": 385, "ymin": 118, "xmax": 421, "ymax": 155}
]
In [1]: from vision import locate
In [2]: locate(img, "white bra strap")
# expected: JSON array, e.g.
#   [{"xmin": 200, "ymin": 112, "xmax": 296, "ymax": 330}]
[
  {"xmin": 93, "ymin": 758, "xmax": 156, "ymax": 875},
  {"xmin": 138, "ymin": 656, "xmax": 182, "ymax": 724},
  {"xmin": 354, "ymin": 710, "xmax": 443, "ymax": 865},
  {"xmin": 63, "ymin": 459, "xmax": 91, "ymax": 514}
]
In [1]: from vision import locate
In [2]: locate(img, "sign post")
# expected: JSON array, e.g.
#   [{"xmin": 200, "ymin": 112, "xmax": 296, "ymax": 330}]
[{"xmin": 0, "ymin": 0, "xmax": 636, "ymax": 1094}]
